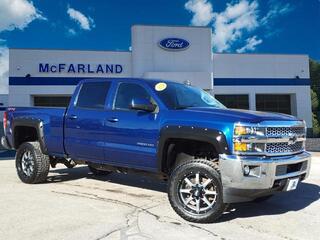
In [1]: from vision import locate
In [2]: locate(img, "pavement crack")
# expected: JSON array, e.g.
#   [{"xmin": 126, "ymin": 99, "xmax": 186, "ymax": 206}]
[
  {"xmin": 55, "ymin": 182, "xmax": 154, "ymax": 199},
  {"xmin": 95, "ymin": 227, "xmax": 123, "ymax": 240},
  {"xmin": 52, "ymin": 190, "xmax": 158, "ymax": 239},
  {"xmin": 188, "ymin": 224, "xmax": 220, "ymax": 238},
  {"xmin": 52, "ymin": 190, "xmax": 142, "ymax": 209},
  {"xmin": 52, "ymin": 190, "xmax": 222, "ymax": 239},
  {"xmin": 137, "ymin": 207, "xmax": 221, "ymax": 239}
]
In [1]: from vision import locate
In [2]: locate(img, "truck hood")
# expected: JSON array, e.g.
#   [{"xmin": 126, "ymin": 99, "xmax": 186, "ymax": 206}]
[{"xmin": 183, "ymin": 107, "xmax": 298, "ymax": 123}]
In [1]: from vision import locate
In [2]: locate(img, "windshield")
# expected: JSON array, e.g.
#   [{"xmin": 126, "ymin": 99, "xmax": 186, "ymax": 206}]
[{"xmin": 148, "ymin": 81, "xmax": 226, "ymax": 110}]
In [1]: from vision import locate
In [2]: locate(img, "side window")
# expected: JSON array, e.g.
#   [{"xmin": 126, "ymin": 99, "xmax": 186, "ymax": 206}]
[
  {"xmin": 76, "ymin": 82, "xmax": 111, "ymax": 109},
  {"xmin": 114, "ymin": 83, "xmax": 151, "ymax": 110}
]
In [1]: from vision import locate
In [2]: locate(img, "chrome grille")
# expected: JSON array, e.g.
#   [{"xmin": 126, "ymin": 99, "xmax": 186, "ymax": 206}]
[
  {"xmin": 266, "ymin": 141, "xmax": 304, "ymax": 154},
  {"xmin": 233, "ymin": 121, "xmax": 307, "ymax": 156},
  {"xmin": 266, "ymin": 127, "xmax": 305, "ymax": 137}
]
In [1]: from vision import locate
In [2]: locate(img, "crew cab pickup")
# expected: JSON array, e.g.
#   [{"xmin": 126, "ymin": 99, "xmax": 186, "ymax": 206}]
[{"xmin": 1, "ymin": 78, "xmax": 311, "ymax": 223}]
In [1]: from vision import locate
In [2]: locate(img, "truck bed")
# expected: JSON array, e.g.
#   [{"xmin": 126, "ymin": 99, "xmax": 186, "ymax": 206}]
[{"xmin": 6, "ymin": 107, "xmax": 67, "ymax": 156}]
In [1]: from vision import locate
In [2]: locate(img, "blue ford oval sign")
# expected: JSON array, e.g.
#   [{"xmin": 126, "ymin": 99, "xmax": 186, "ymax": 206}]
[{"xmin": 159, "ymin": 38, "xmax": 190, "ymax": 51}]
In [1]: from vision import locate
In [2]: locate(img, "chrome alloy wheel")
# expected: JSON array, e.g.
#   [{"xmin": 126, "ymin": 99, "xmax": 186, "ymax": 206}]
[
  {"xmin": 178, "ymin": 172, "xmax": 218, "ymax": 214},
  {"xmin": 21, "ymin": 150, "xmax": 35, "ymax": 177}
]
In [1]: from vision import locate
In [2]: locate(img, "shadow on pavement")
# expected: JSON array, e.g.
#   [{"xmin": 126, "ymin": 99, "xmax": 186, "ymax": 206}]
[
  {"xmin": 219, "ymin": 182, "xmax": 320, "ymax": 222},
  {"xmin": 48, "ymin": 166, "xmax": 167, "ymax": 192},
  {"xmin": 49, "ymin": 166, "xmax": 319, "ymax": 220}
]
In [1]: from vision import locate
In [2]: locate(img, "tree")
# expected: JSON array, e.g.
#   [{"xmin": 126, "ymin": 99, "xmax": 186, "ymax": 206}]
[
  {"xmin": 310, "ymin": 59, "xmax": 320, "ymax": 94},
  {"xmin": 310, "ymin": 59, "xmax": 320, "ymax": 137},
  {"xmin": 311, "ymin": 88, "xmax": 319, "ymax": 111},
  {"xmin": 312, "ymin": 113, "xmax": 320, "ymax": 137}
]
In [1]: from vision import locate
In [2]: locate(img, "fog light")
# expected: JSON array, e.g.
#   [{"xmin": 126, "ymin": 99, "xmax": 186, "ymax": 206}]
[
  {"xmin": 234, "ymin": 142, "xmax": 247, "ymax": 152},
  {"xmin": 243, "ymin": 165, "xmax": 250, "ymax": 176}
]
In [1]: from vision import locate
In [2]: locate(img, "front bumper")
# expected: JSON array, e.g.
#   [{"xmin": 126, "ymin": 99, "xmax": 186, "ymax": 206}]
[
  {"xmin": 219, "ymin": 151, "xmax": 311, "ymax": 203},
  {"xmin": 1, "ymin": 136, "xmax": 12, "ymax": 150}
]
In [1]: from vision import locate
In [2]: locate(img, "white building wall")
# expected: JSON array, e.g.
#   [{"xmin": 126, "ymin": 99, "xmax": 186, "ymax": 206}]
[
  {"xmin": 132, "ymin": 25, "xmax": 213, "ymax": 89},
  {"xmin": 213, "ymin": 86, "xmax": 312, "ymax": 127},
  {"xmin": 212, "ymin": 54, "xmax": 312, "ymax": 127},
  {"xmin": 9, "ymin": 49, "xmax": 132, "ymax": 78},
  {"xmin": 9, "ymin": 49, "xmax": 132, "ymax": 106},
  {"xmin": 213, "ymin": 53, "xmax": 309, "ymax": 79},
  {"xmin": 144, "ymin": 72, "xmax": 213, "ymax": 89},
  {"xmin": 9, "ymin": 86, "xmax": 76, "ymax": 107}
]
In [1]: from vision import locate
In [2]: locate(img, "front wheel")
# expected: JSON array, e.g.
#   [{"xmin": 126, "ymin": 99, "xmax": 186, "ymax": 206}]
[
  {"xmin": 168, "ymin": 159, "xmax": 227, "ymax": 223},
  {"xmin": 16, "ymin": 141, "xmax": 50, "ymax": 184}
]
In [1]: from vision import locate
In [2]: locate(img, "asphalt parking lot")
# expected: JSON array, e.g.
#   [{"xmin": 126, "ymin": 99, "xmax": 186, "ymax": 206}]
[{"xmin": 0, "ymin": 151, "xmax": 319, "ymax": 240}]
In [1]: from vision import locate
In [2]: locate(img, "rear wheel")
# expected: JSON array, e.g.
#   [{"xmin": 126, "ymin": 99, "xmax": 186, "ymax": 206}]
[
  {"xmin": 16, "ymin": 141, "xmax": 50, "ymax": 184},
  {"xmin": 88, "ymin": 165, "xmax": 112, "ymax": 176},
  {"xmin": 168, "ymin": 159, "xmax": 227, "ymax": 223}
]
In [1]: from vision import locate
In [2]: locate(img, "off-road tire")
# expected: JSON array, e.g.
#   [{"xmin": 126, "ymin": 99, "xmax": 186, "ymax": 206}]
[
  {"xmin": 88, "ymin": 165, "xmax": 112, "ymax": 176},
  {"xmin": 16, "ymin": 141, "xmax": 50, "ymax": 184},
  {"xmin": 168, "ymin": 159, "xmax": 227, "ymax": 223}
]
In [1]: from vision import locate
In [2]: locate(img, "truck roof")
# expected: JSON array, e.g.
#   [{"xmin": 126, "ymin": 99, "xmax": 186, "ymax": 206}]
[{"xmin": 80, "ymin": 78, "xmax": 177, "ymax": 85}]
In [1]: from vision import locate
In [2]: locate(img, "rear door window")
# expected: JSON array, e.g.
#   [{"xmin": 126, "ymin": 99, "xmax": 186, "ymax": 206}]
[{"xmin": 76, "ymin": 81, "xmax": 111, "ymax": 109}]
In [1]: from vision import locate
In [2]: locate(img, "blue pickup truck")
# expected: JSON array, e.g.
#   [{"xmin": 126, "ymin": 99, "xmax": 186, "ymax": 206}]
[{"xmin": 1, "ymin": 78, "xmax": 311, "ymax": 223}]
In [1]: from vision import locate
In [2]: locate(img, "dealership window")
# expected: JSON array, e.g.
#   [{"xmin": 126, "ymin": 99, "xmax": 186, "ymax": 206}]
[
  {"xmin": 76, "ymin": 81, "xmax": 111, "ymax": 109},
  {"xmin": 33, "ymin": 96, "xmax": 71, "ymax": 107},
  {"xmin": 215, "ymin": 94, "xmax": 249, "ymax": 109},
  {"xmin": 256, "ymin": 94, "xmax": 291, "ymax": 114}
]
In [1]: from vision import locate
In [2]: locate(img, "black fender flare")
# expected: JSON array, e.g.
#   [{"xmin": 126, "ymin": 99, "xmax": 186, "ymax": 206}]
[
  {"xmin": 157, "ymin": 125, "xmax": 231, "ymax": 173},
  {"xmin": 12, "ymin": 118, "xmax": 48, "ymax": 154}
]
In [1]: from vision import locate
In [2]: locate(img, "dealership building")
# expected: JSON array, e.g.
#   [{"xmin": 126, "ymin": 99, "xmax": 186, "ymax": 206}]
[{"xmin": 7, "ymin": 25, "xmax": 312, "ymax": 128}]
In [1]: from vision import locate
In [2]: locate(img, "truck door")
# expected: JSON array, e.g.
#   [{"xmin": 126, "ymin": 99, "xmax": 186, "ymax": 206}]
[
  {"xmin": 104, "ymin": 82, "xmax": 160, "ymax": 171},
  {"xmin": 64, "ymin": 81, "xmax": 112, "ymax": 162}
]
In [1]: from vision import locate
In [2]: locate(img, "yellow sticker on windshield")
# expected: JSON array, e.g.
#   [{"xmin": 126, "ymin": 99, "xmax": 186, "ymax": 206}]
[{"xmin": 155, "ymin": 82, "xmax": 167, "ymax": 91}]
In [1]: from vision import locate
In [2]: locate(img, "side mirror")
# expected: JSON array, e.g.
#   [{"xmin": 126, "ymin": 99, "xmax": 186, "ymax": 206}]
[{"xmin": 130, "ymin": 98, "xmax": 156, "ymax": 112}]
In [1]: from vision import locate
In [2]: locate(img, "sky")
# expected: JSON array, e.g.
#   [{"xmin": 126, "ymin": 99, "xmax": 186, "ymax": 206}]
[{"xmin": 0, "ymin": 0, "xmax": 319, "ymax": 93}]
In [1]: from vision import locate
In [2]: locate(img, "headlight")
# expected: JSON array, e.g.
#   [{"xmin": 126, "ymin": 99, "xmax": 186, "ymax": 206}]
[
  {"xmin": 234, "ymin": 125, "xmax": 265, "ymax": 136},
  {"xmin": 233, "ymin": 124, "xmax": 265, "ymax": 154}
]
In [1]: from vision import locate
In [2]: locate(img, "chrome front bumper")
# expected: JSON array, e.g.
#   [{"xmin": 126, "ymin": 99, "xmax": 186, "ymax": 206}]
[{"xmin": 219, "ymin": 151, "xmax": 311, "ymax": 203}]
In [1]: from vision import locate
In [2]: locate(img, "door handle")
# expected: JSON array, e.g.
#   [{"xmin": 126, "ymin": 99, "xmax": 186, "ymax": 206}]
[
  {"xmin": 68, "ymin": 115, "xmax": 78, "ymax": 120},
  {"xmin": 108, "ymin": 117, "xmax": 119, "ymax": 123}
]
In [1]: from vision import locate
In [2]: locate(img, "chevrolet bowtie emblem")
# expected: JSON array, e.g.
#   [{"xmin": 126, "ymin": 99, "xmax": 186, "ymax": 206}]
[{"xmin": 288, "ymin": 135, "xmax": 298, "ymax": 145}]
